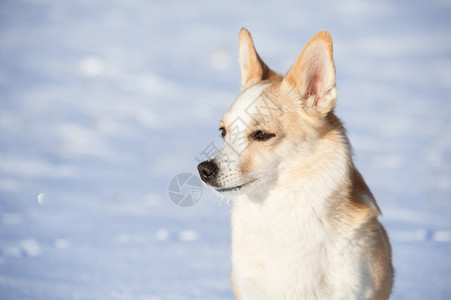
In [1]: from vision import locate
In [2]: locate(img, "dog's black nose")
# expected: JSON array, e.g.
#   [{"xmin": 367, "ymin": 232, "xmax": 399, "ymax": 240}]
[{"xmin": 197, "ymin": 160, "xmax": 218, "ymax": 182}]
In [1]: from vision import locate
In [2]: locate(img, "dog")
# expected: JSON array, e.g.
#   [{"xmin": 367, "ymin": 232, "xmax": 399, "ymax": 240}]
[{"xmin": 197, "ymin": 28, "xmax": 394, "ymax": 300}]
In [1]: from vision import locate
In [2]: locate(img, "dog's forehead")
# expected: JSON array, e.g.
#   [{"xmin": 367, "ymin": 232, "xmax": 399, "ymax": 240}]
[{"xmin": 223, "ymin": 84, "xmax": 269, "ymax": 125}]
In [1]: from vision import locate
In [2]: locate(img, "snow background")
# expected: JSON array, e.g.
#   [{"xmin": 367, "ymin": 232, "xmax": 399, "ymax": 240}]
[{"xmin": 0, "ymin": 0, "xmax": 450, "ymax": 299}]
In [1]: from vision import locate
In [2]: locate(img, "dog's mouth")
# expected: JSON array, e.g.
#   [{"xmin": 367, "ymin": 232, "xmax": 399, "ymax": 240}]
[
  {"xmin": 214, "ymin": 179, "xmax": 256, "ymax": 193},
  {"xmin": 215, "ymin": 185, "xmax": 244, "ymax": 193}
]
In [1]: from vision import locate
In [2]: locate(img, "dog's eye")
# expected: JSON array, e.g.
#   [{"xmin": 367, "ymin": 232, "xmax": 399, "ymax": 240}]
[
  {"xmin": 219, "ymin": 127, "xmax": 226, "ymax": 138},
  {"xmin": 253, "ymin": 130, "xmax": 275, "ymax": 141}
]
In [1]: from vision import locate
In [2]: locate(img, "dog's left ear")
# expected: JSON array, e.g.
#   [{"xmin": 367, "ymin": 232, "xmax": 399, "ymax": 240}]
[
  {"xmin": 283, "ymin": 31, "xmax": 337, "ymax": 116},
  {"xmin": 239, "ymin": 28, "xmax": 279, "ymax": 90}
]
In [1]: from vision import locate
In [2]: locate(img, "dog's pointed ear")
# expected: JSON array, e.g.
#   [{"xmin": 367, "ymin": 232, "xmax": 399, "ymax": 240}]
[
  {"xmin": 239, "ymin": 28, "xmax": 279, "ymax": 89},
  {"xmin": 283, "ymin": 31, "xmax": 337, "ymax": 116}
]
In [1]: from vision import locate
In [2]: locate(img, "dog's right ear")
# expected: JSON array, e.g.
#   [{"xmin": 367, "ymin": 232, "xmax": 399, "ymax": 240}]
[{"xmin": 239, "ymin": 28, "xmax": 279, "ymax": 90}]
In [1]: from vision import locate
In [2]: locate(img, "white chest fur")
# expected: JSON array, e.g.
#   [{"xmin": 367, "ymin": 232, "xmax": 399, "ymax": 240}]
[{"xmin": 231, "ymin": 190, "xmax": 374, "ymax": 300}]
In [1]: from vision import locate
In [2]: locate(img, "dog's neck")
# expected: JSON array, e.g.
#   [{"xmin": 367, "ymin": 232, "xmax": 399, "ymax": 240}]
[{"xmin": 233, "ymin": 139, "xmax": 379, "ymax": 230}]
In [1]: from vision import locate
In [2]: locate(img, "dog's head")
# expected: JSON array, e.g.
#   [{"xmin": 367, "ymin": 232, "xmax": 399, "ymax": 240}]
[{"xmin": 198, "ymin": 28, "xmax": 344, "ymax": 196}]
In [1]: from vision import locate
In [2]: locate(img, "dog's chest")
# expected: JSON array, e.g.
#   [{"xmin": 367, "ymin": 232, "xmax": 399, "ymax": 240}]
[{"xmin": 231, "ymin": 194, "xmax": 367, "ymax": 299}]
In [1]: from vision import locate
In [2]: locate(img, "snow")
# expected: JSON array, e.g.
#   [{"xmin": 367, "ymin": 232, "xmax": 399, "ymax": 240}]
[{"xmin": 0, "ymin": 0, "xmax": 450, "ymax": 299}]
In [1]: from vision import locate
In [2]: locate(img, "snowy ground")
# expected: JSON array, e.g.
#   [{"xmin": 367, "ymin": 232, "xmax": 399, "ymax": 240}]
[{"xmin": 0, "ymin": 0, "xmax": 450, "ymax": 299}]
